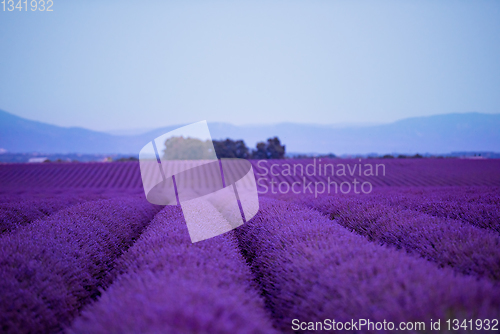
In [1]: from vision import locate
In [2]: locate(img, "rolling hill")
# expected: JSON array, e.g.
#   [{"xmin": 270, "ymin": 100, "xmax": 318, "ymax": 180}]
[{"xmin": 0, "ymin": 110, "xmax": 499, "ymax": 155}]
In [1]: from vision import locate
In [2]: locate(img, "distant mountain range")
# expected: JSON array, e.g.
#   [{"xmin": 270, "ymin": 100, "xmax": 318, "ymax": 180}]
[{"xmin": 0, "ymin": 110, "xmax": 499, "ymax": 155}]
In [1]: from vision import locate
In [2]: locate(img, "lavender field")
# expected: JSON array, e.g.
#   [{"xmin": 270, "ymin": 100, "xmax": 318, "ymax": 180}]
[{"xmin": 0, "ymin": 159, "xmax": 499, "ymax": 333}]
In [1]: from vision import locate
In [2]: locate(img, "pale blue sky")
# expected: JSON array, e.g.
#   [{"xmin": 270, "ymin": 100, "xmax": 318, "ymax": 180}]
[{"xmin": 0, "ymin": 0, "xmax": 499, "ymax": 131}]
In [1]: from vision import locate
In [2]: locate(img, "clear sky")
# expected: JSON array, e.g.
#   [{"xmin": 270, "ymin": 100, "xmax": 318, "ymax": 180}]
[{"xmin": 0, "ymin": 0, "xmax": 499, "ymax": 131}]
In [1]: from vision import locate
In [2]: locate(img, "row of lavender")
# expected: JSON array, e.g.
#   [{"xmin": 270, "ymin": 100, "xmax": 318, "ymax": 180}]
[
  {"xmin": 68, "ymin": 207, "xmax": 276, "ymax": 334},
  {"xmin": 0, "ymin": 193, "xmax": 121, "ymax": 234},
  {"xmin": 0, "ymin": 196, "xmax": 160, "ymax": 333},
  {"xmin": 277, "ymin": 189, "xmax": 500, "ymax": 282},
  {"xmin": 235, "ymin": 198, "xmax": 500, "ymax": 332},
  {"xmin": 369, "ymin": 186, "xmax": 500, "ymax": 233}
]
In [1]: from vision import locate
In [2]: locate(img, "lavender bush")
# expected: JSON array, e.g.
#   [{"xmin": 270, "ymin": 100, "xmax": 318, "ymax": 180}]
[
  {"xmin": 373, "ymin": 186, "xmax": 500, "ymax": 233},
  {"xmin": 236, "ymin": 198, "xmax": 500, "ymax": 332},
  {"xmin": 68, "ymin": 206, "xmax": 277, "ymax": 334},
  {"xmin": 0, "ymin": 197, "xmax": 160, "ymax": 334},
  {"xmin": 284, "ymin": 193, "xmax": 500, "ymax": 281},
  {"xmin": 0, "ymin": 194, "xmax": 111, "ymax": 233}
]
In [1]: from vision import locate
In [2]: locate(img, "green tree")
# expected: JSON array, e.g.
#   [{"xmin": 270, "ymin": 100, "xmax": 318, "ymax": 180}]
[
  {"xmin": 251, "ymin": 137, "xmax": 285, "ymax": 159},
  {"xmin": 162, "ymin": 136, "xmax": 214, "ymax": 160},
  {"xmin": 213, "ymin": 139, "xmax": 250, "ymax": 159}
]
